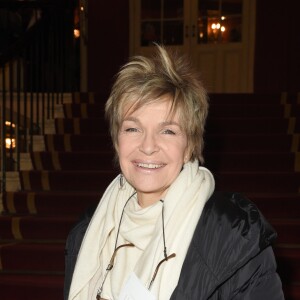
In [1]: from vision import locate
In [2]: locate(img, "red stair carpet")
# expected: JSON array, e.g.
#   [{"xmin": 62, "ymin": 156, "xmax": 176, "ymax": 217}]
[
  {"xmin": 0, "ymin": 92, "xmax": 299, "ymax": 299},
  {"xmin": 205, "ymin": 93, "xmax": 300, "ymax": 300}
]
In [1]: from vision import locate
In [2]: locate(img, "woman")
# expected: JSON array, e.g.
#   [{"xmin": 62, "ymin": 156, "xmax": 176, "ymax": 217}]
[{"xmin": 64, "ymin": 45, "xmax": 284, "ymax": 300}]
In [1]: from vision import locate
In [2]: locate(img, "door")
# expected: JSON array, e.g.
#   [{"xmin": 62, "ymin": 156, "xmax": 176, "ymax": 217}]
[
  {"xmin": 130, "ymin": 0, "xmax": 190, "ymax": 56},
  {"xmin": 129, "ymin": 0, "xmax": 255, "ymax": 93}
]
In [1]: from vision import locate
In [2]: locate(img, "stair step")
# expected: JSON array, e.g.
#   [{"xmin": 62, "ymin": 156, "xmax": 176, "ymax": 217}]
[
  {"xmin": 63, "ymin": 103, "xmax": 104, "ymax": 118},
  {"xmin": 44, "ymin": 133, "xmax": 113, "ymax": 152},
  {"xmin": 275, "ymin": 245, "xmax": 300, "ymax": 299},
  {"xmin": 0, "ymin": 215, "xmax": 76, "ymax": 240},
  {"xmin": 249, "ymin": 194, "xmax": 300, "ymax": 219},
  {"xmin": 214, "ymin": 171, "xmax": 300, "ymax": 193},
  {"xmin": 206, "ymin": 117, "xmax": 289, "ymax": 134},
  {"xmin": 209, "ymin": 103, "xmax": 285, "ymax": 118},
  {"xmin": 3, "ymin": 191, "xmax": 100, "ymax": 216},
  {"xmin": 209, "ymin": 93, "xmax": 283, "ymax": 104},
  {"xmin": 283, "ymin": 283, "xmax": 300, "ymax": 300},
  {"xmin": 271, "ymin": 220, "xmax": 300, "ymax": 244},
  {"xmin": 205, "ymin": 133, "xmax": 294, "ymax": 152},
  {"xmin": 19, "ymin": 170, "xmax": 117, "ymax": 191},
  {"xmin": 0, "ymin": 274, "xmax": 64, "ymax": 300},
  {"xmin": 0, "ymin": 242, "xmax": 64, "ymax": 272},
  {"xmin": 32, "ymin": 135, "xmax": 46, "ymax": 152},
  {"xmin": 275, "ymin": 246, "xmax": 300, "ymax": 282},
  {"xmin": 45, "ymin": 119, "xmax": 56, "ymax": 134},
  {"xmin": 4, "ymin": 172, "xmax": 21, "ymax": 192},
  {"xmin": 30, "ymin": 151, "xmax": 114, "ymax": 171},
  {"xmin": 205, "ymin": 152, "xmax": 296, "ymax": 172},
  {"xmin": 53, "ymin": 118, "xmax": 108, "ymax": 134}
]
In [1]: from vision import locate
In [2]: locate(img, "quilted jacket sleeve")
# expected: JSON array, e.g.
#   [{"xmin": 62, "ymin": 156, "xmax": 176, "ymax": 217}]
[{"xmin": 218, "ymin": 246, "xmax": 284, "ymax": 300}]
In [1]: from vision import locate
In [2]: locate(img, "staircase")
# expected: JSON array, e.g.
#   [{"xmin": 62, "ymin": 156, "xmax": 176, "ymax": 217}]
[
  {"xmin": 0, "ymin": 92, "xmax": 299, "ymax": 299},
  {"xmin": 205, "ymin": 93, "xmax": 300, "ymax": 300},
  {"xmin": 0, "ymin": 92, "xmax": 117, "ymax": 300}
]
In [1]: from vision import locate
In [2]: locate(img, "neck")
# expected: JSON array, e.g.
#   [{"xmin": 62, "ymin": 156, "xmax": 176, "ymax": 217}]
[{"xmin": 137, "ymin": 190, "xmax": 167, "ymax": 208}]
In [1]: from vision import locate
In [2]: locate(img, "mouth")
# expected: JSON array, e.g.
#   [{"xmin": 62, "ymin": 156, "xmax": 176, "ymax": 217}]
[{"xmin": 135, "ymin": 162, "xmax": 165, "ymax": 169}]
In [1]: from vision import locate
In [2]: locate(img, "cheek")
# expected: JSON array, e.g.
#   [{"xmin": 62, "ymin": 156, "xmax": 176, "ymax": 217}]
[
  {"xmin": 117, "ymin": 136, "xmax": 133, "ymax": 160},
  {"xmin": 179, "ymin": 138, "xmax": 189, "ymax": 159}
]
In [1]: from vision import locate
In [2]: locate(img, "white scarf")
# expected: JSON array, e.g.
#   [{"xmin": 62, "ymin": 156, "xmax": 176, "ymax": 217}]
[{"xmin": 68, "ymin": 160, "xmax": 215, "ymax": 300}]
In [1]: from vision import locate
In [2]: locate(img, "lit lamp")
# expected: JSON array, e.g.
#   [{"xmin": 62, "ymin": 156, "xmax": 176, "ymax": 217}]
[
  {"xmin": 5, "ymin": 121, "xmax": 16, "ymax": 150},
  {"xmin": 210, "ymin": 21, "xmax": 226, "ymax": 42},
  {"xmin": 74, "ymin": 29, "xmax": 80, "ymax": 38}
]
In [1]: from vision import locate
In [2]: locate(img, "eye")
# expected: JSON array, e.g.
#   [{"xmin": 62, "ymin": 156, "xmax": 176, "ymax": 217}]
[
  {"xmin": 125, "ymin": 127, "xmax": 139, "ymax": 133},
  {"xmin": 162, "ymin": 129, "xmax": 176, "ymax": 135}
]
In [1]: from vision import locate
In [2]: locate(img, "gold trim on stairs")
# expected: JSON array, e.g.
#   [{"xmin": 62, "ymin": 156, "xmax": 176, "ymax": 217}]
[
  {"xmin": 22, "ymin": 171, "xmax": 31, "ymax": 190},
  {"xmin": 27, "ymin": 193, "xmax": 37, "ymax": 214},
  {"xmin": 41, "ymin": 171, "xmax": 50, "ymax": 190},
  {"xmin": 6, "ymin": 192, "xmax": 16, "ymax": 213},
  {"xmin": 52, "ymin": 152, "xmax": 61, "ymax": 170},
  {"xmin": 288, "ymin": 117, "xmax": 296, "ymax": 134},
  {"xmin": 33, "ymin": 152, "xmax": 43, "ymax": 170},
  {"xmin": 12, "ymin": 217, "xmax": 22, "ymax": 240}
]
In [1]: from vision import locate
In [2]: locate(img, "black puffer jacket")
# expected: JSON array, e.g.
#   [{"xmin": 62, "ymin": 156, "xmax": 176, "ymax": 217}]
[{"xmin": 64, "ymin": 192, "xmax": 284, "ymax": 300}]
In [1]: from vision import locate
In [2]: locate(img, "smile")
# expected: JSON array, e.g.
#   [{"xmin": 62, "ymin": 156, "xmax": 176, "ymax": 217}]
[{"xmin": 136, "ymin": 162, "xmax": 165, "ymax": 169}]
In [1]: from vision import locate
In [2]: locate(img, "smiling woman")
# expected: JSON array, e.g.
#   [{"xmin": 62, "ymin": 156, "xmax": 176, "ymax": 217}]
[
  {"xmin": 117, "ymin": 98, "xmax": 189, "ymax": 207},
  {"xmin": 64, "ymin": 45, "xmax": 284, "ymax": 300}
]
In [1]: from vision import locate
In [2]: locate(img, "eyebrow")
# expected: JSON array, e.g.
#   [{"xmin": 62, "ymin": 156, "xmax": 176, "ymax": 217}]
[
  {"xmin": 122, "ymin": 117, "xmax": 181, "ymax": 127},
  {"xmin": 123, "ymin": 116, "xmax": 139, "ymax": 123}
]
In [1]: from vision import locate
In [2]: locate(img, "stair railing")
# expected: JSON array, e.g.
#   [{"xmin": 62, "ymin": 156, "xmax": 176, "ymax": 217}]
[{"xmin": 0, "ymin": 0, "xmax": 78, "ymax": 196}]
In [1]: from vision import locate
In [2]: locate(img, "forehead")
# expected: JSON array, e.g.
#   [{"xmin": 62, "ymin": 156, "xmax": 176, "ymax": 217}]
[{"xmin": 122, "ymin": 94, "xmax": 180, "ymax": 120}]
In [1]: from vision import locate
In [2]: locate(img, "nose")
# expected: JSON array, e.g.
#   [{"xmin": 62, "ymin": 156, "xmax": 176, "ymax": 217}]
[{"xmin": 139, "ymin": 132, "xmax": 159, "ymax": 155}]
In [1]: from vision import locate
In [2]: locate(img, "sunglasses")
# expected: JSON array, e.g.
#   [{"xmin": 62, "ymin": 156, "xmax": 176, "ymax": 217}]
[{"xmin": 96, "ymin": 194, "xmax": 175, "ymax": 300}]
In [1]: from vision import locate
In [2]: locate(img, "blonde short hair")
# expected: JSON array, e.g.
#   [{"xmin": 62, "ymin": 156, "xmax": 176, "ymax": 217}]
[{"xmin": 105, "ymin": 45, "xmax": 208, "ymax": 164}]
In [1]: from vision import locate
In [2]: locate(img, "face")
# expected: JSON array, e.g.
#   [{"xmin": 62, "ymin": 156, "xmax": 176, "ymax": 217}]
[{"xmin": 117, "ymin": 97, "xmax": 189, "ymax": 207}]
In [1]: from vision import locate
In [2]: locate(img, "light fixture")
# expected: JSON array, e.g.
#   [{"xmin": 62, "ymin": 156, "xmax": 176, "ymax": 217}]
[
  {"xmin": 5, "ymin": 138, "xmax": 16, "ymax": 149},
  {"xmin": 4, "ymin": 121, "xmax": 16, "ymax": 149},
  {"xmin": 74, "ymin": 29, "xmax": 80, "ymax": 38}
]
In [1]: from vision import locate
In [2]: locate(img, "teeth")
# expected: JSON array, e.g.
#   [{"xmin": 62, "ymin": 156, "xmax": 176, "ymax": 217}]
[{"xmin": 137, "ymin": 163, "xmax": 163, "ymax": 169}]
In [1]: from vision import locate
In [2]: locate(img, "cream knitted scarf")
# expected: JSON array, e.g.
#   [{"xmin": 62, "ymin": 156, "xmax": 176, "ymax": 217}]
[{"xmin": 68, "ymin": 160, "xmax": 215, "ymax": 300}]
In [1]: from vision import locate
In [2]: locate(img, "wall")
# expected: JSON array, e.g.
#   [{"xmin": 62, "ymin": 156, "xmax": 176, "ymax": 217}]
[
  {"xmin": 86, "ymin": 1, "xmax": 300, "ymax": 95},
  {"xmin": 87, "ymin": 0, "xmax": 129, "ymax": 98},
  {"xmin": 254, "ymin": 1, "xmax": 300, "ymax": 93}
]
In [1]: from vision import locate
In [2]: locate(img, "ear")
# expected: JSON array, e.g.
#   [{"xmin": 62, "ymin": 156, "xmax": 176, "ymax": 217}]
[{"xmin": 184, "ymin": 155, "xmax": 190, "ymax": 164}]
